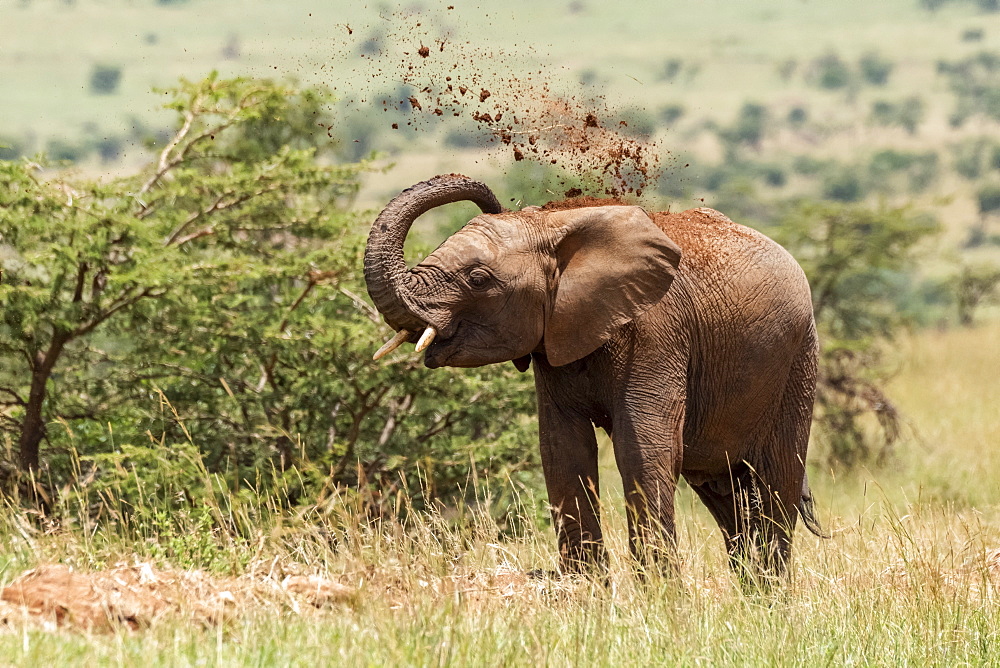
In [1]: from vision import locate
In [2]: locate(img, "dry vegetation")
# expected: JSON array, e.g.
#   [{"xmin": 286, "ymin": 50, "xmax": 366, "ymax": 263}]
[{"xmin": 1, "ymin": 323, "xmax": 999, "ymax": 664}]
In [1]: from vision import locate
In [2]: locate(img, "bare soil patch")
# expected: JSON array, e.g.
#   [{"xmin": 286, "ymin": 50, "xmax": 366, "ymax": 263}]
[{"xmin": 0, "ymin": 563, "xmax": 355, "ymax": 633}]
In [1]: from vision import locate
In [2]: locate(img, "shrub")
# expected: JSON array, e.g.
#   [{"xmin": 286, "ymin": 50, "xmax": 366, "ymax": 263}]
[
  {"xmin": 614, "ymin": 106, "xmax": 657, "ymax": 139},
  {"xmin": 658, "ymin": 58, "xmax": 684, "ymax": 81},
  {"xmin": 977, "ymin": 182, "xmax": 1000, "ymax": 216},
  {"xmin": 938, "ymin": 51, "xmax": 1000, "ymax": 125},
  {"xmin": 766, "ymin": 202, "xmax": 940, "ymax": 466},
  {"xmin": 868, "ymin": 96, "xmax": 925, "ymax": 135},
  {"xmin": 859, "ymin": 51, "xmax": 894, "ymax": 86},
  {"xmin": 868, "ymin": 149, "xmax": 939, "ymax": 192},
  {"xmin": 89, "ymin": 64, "xmax": 122, "ymax": 95},
  {"xmin": 961, "ymin": 28, "xmax": 985, "ymax": 42},
  {"xmin": 811, "ymin": 53, "xmax": 853, "ymax": 90},
  {"xmin": 952, "ymin": 136, "xmax": 1000, "ymax": 179},
  {"xmin": 787, "ymin": 106, "xmax": 808, "ymax": 127},
  {"xmin": 718, "ymin": 102, "xmax": 769, "ymax": 153},
  {"xmin": 952, "ymin": 263, "xmax": 1000, "ymax": 325},
  {"xmin": 45, "ymin": 137, "xmax": 89, "ymax": 162},
  {"xmin": 0, "ymin": 135, "xmax": 27, "ymax": 161},
  {"xmin": 0, "ymin": 75, "xmax": 537, "ymax": 513},
  {"xmin": 822, "ymin": 168, "xmax": 866, "ymax": 202},
  {"xmin": 659, "ymin": 103, "xmax": 685, "ymax": 126}
]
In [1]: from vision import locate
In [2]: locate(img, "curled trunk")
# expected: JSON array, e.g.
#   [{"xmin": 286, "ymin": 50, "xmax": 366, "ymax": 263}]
[{"xmin": 363, "ymin": 174, "xmax": 503, "ymax": 333}]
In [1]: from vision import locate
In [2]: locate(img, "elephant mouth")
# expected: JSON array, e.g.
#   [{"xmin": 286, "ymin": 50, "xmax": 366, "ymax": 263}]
[
  {"xmin": 423, "ymin": 323, "xmax": 471, "ymax": 369},
  {"xmin": 423, "ymin": 321, "xmax": 508, "ymax": 369}
]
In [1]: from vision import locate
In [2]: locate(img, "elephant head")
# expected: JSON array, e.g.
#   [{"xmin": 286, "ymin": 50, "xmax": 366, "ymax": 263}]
[{"xmin": 363, "ymin": 174, "xmax": 682, "ymax": 369}]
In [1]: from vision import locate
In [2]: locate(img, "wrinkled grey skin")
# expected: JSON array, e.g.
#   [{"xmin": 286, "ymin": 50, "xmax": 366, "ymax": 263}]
[{"xmin": 364, "ymin": 174, "xmax": 825, "ymax": 579}]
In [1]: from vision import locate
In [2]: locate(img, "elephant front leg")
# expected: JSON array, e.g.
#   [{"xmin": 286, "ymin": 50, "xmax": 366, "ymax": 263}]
[{"xmin": 537, "ymin": 402, "xmax": 605, "ymax": 574}]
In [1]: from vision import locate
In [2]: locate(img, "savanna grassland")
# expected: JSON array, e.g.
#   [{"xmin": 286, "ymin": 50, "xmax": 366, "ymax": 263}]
[
  {"xmin": 1, "ymin": 322, "xmax": 999, "ymax": 665},
  {"xmin": 3, "ymin": 0, "xmax": 1000, "ymax": 664}
]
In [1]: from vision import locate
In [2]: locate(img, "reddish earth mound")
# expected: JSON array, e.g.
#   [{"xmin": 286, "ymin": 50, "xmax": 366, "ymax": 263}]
[{"xmin": 0, "ymin": 563, "xmax": 355, "ymax": 632}]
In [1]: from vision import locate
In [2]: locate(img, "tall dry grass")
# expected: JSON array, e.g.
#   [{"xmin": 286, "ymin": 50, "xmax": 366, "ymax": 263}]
[{"xmin": 1, "ymin": 323, "xmax": 999, "ymax": 665}]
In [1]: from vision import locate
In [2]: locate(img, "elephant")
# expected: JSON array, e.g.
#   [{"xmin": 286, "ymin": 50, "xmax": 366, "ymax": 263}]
[{"xmin": 363, "ymin": 173, "xmax": 826, "ymax": 580}]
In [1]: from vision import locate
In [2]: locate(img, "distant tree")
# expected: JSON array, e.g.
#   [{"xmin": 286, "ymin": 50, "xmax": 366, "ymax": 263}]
[
  {"xmin": 718, "ymin": 102, "xmax": 769, "ymax": 154},
  {"xmin": 221, "ymin": 33, "xmax": 241, "ymax": 60},
  {"xmin": 767, "ymin": 202, "xmax": 940, "ymax": 466},
  {"xmin": 658, "ymin": 58, "xmax": 684, "ymax": 81},
  {"xmin": 971, "ymin": 181, "xmax": 1000, "ymax": 244},
  {"xmin": 0, "ymin": 136, "xmax": 28, "ymax": 161},
  {"xmin": 938, "ymin": 51, "xmax": 1000, "ymax": 125},
  {"xmin": 859, "ymin": 51, "xmax": 894, "ymax": 86},
  {"xmin": 810, "ymin": 53, "xmax": 853, "ymax": 90},
  {"xmin": 45, "ymin": 137, "xmax": 89, "ymax": 162},
  {"xmin": 952, "ymin": 264, "xmax": 1000, "ymax": 325},
  {"xmin": 89, "ymin": 64, "xmax": 122, "ymax": 95},
  {"xmin": 614, "ymin": 106, "xmax": 657, "ymax": 140},
  {"xmin": 822, "ymin": 168, "xmax": 866, "ymax": 202},
  {"xmin": 868, "ymin": 96, "xmax": 925, "ymax": 135},
  {"xmin": 952, "ymin": 136, "xmax": 1000, "ymax": 179},
  {"xmin": 868, "ymin": 149, "xmax": 939, "ymax": 193},
  {"xmin": 776, "ymin": 59, "xmax": 798, "ymax": 82},
  {"xmin": 961, "ymin": 28, "xmax": 985, "ymax": 42},
  {"xmin": 659, "ymin": 103, "xmax": 685, "ymax": 126},
  {"xmin": 787, "ymin": 106, "xmax": 808, "ymax": 127}
]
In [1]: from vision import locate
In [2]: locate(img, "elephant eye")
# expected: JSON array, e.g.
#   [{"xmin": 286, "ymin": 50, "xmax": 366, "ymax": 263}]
[{"xmin": 467, "ymin": 267, "xmax": 492, "ymax": 289}]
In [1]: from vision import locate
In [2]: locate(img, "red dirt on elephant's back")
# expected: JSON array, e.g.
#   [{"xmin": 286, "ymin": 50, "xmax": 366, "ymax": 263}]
[{"xmin": 541, "ymin": 196, "xmax": 628, "ymax": 211}]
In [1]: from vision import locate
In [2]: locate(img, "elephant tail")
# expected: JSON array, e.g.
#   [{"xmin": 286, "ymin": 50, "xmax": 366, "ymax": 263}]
[{"xmin": 799, "ymin": 474, "xmax": 830, "ymax": 539}]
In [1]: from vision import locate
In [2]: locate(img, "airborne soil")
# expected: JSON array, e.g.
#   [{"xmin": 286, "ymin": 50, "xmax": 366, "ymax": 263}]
[{"xmin": 332, "ymin": 7, "xmax": 663, "ymax": 198}]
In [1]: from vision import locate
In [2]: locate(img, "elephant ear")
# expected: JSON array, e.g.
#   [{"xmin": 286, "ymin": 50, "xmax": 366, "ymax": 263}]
[{"xmin": 544, "ymin": 206, "xmax": 682, "ymax": 367}]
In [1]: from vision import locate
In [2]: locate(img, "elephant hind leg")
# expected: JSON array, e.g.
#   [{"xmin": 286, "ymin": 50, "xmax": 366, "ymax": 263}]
[
  {"xmin": 690, "ymin": 464, "xmax": 797, "ymax": 585},
  {"xmin": 693, "ymin": 325, "xmax": 819, "ymax": 584}
]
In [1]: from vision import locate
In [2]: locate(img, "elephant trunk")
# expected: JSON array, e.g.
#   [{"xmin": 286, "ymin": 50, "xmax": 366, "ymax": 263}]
[{"xmin": 363, "ymin": 174, "xmax": 503, "ymax": 334}]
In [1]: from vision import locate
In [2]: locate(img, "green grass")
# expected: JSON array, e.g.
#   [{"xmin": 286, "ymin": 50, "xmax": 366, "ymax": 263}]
[{"xmin": 2, "ymin": 322, "xmax": 999, "ymax": 665}]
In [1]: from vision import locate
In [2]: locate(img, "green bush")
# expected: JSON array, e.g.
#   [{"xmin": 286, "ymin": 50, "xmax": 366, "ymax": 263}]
[
  {"xmin": 822, "ymin": 168, "xmax": 866, "ymax": 202},
  {"xmin": 659, "ymin": 103, "xmax": 685, "ymax": 126},
  {"xmin": 717, "ymin": 102, "xmax": 769, "ymax": 154},
  {"xmin": 45, "ymin": 137, "xmax": 89, "ymax": 162},
  {"xmin": 89, "ymin": 64, "xmax": 122, "ymax": 95},
  {"xmin": 938, "ymin": 51, "xmax": 1000, "ymax": 125},
  {"xmin": 0, "ymin": 135, "xmax": 27, "ymax": 161},
  {"xmin": 787, "ymin": 106, "xmax": 808, "ymax": 127},
  {"xmin": 868, "ymin": 149, "xmax": 939, "ymax": 192},
  {"xmin": 614, "ymin": 106, "xmax": 658, "ymax": 139},
  {"xmin": 859, "ymin": 51, "xmax": 894, "ymax": 86},
  {"xmin": 765, "ymin": 201, "xmax": 940, "ymax": 466},
  {"xmin": 811, "ymin": 53, "xmax": 853, "ymax": 90},
  {"xmin": 868, "ymin": 96, "xmax": 925, "ymax": 134},
  {"xmin": 0, "ymin": 75, "xmax": 538, "ymax": 513},
  {"xmin": 952, "ymin": 136, "xmax": 1000, "ymax": 179}
]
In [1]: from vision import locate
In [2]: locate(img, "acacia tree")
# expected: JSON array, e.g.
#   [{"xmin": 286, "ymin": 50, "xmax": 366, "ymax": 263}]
[
  {"xmin": 768, "ymin": 201, "xmax": 940, "ymax": 466},
  {"xmin": 1, "ymin": 74, "xmax": 537, "ymax": 507},
  {"xmin": 1, "ymin": 75, "xmax": 351, "ymax": 472}
]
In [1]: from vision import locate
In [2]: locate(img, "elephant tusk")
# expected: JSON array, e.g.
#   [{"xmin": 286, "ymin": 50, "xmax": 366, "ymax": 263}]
[
  {"xmin": 373, "ymin": 329, "xmax": 410, "ymax": 361},
  {"xmin": 414, "ymin": 326, "xmax": 437, "ymax": 353}
]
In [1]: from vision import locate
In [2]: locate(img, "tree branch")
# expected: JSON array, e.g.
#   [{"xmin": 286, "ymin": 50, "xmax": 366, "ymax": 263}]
[
  {"xmin": 165, "ymin": 182, "xmax": 283, "ymax": 246},
  {"xmin": 71, "ymin": 287, "xmax": 164, "ymax": 338},
  {"xmin": 136, "ymin": 110, "xmax": 197, "ymax": 199},
  {"xmin": 339, "ymin": 287, "xmax": 381, "ymax": 324},
  {"xmin": 0, "ymin": 386, "xmax": 26, "ymax": 406}
]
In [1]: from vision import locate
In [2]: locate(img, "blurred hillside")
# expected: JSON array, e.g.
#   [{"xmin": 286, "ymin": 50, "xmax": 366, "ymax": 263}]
[{"xmin": 3, "ymin": 0, "xmax": 1000, "ymax": 281}]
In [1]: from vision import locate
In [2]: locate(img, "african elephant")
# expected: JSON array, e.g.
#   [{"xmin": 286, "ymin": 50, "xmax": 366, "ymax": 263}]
[{"xmin": 363, "ymin": 174, "xmax": 825, "ymax": 579}]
